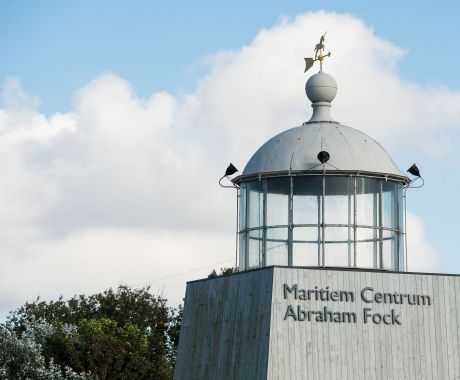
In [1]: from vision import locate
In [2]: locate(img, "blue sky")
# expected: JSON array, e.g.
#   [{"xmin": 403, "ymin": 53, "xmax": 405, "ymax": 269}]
[
  {"xmin": 0, "ymin": 2, "xmax": 459, "ymax": 312},
  {"xmin": 2, "ymin": 1, "xmax": 460, "ymax": 114}
]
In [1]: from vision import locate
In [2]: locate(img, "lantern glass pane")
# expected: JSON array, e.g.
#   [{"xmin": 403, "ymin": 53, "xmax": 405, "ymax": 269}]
[
  {"xmin": 293, "ymin": 227, "xmax": 320, "ymax": 266},
  {"xmin": 356, "ymin": 227, "xmax": 379, "ymax": 268},
  {"xmin": 248, "ymin": 229, "xmax": 263, "ymax": 268},
  {"xmin": 247, "ymin": 180, "xmax": 264, "ymax": 228},
  {"xmin": 266, "ymin": 178, "xmax": 289, "ymax": 226},
  {"xmin": 293, "ymin": 176, "xmax": 322, "ymax": 225},
  {"xmin": 266, "ymin": 228, "xmax": 288, "ymax": 266},
  {"xmin": 324, "ymin": 227, "xmax": 351, "ymax": 267},
  {"xmin": 356, "ymin": 178, "xmax": 380, "ymax": 227},
  {"xmin": 324, "ymin": 177, "xmax": 353, "ymax": 225}
]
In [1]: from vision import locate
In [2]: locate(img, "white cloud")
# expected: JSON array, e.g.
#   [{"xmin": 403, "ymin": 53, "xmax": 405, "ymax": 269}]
[
  {"xmin": 1, "ymin": 11, "xmax": 456, "ymax": 312},
  {"xmin": 0, "ymin": 229, "xmax": 234, "ymax": 309},
  {"xmin": 406, "ymin": 212, "xmax": 439, "ymax": 272},
  {"xmin": 0, "ymin": 77, "xmax": 40, "ymax": 111}
]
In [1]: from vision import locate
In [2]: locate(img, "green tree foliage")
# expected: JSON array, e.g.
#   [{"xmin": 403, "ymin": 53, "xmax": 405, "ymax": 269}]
[
  {"xmin": 219, "ymin": 267, "xmax": 238, "ymax": 276},
  {"xmin": 0, "ymin": 319, "xmax": 93, "ymax": 379},
  {"xmin": 165, "ymin": 305, "xmax": 182, "ymax": 368},
  {"xmin": 3, "ymin": 285, "xmax": 182, "ymax": 380},
  {"xmin": 208, "ymin": 267, "xmax": 239, "ymax": 277}
]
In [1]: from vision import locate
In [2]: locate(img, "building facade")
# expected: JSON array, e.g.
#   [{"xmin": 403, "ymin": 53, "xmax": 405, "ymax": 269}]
[
  {"xmin": 174, "ymin": 40, "xmax": 459, "ymax": 379},
  {"xmin": 175, "ymin": 267, "xmax": 460, "ymax": 379}
]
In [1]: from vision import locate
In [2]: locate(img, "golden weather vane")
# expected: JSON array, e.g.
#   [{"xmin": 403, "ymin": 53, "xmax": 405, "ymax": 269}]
[{"xmin": 304, "ymin": 32, "xmax": 331, "ymax": 73}]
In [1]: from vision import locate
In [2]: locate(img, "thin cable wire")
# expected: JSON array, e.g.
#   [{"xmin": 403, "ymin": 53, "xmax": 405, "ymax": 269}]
[
  {"xmin": 131, "ymin": 258, "xmax": 234, "ymax": 288},
  {"xmin": 0, "ymin": 259, "xmax": 234, "ymax": 321}
]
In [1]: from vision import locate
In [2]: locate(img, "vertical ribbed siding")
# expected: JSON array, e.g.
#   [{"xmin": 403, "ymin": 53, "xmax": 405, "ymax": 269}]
[
  {"xmin": 175, "ymin": 267, "xmax": 460, "ymax": 380},
  {"xmin": 174, "ymin": 268, "xmax": 274, "ymax": 380},
  {"xmin": 268, "ymin": 268, "xmax": 460, "ymax": 380}
]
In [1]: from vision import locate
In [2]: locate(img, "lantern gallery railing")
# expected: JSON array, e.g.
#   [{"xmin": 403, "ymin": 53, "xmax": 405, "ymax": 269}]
[{"xmin": 238, "ymin": 174, "xmax": 405, "ymax": 271}]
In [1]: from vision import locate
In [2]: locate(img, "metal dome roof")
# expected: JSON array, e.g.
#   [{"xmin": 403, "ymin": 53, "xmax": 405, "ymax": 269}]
[
  {"xmin": 239, "ymin": 70, "xmax": 408, "ymax": 183},
  {"xmin": 242, "ymin": 122, "xmax": 405, "ymax": 179}
]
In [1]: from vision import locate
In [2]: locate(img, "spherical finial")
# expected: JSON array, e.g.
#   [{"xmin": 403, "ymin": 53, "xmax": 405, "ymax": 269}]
[
  {"xmin": 305, "ymin": 71, "xmax": 338, "ymax": 123},
  {"xmin": 305, "ymin": 71, "xmax": 337, "ymax": 103}
]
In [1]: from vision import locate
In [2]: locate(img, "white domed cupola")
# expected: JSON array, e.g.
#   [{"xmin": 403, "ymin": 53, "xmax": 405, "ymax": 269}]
[{"xmin": 234, "ymin": 37, "xmax": 409, "ymax": 272}]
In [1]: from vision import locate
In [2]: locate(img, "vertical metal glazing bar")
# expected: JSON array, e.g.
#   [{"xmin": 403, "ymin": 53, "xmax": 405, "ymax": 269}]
[
  {"xmin": 245, "ymin": 185, "xmax": 249, "ymax": 270},
  {"xmin": 317, "ymin": 195, "xmax": 321, "ymax": 266},
  {"xmin": 288, "ymin": 176, "xmax": 293, "ymax": 266},
  {"xmin": 379, "ymin": 181, "xmax": 383, "ymax": 269},
  {"xmin": 373, "ymin": 190, "xmax": 378, "ymax": 268},
  {"xmin": 236, "ymin": 188, "xmax": 239, "ymax": 269},
  {"xmin": 353, "ymin": 177, "xmax": 357, "ymax": 267},
  {"xmin": 347, "ymin": 177, "xmax": 352, "ymax": 267},
  {"xmin": 396, "ymin": 185, "xmax": 401, "ymax": 271},
  {"xmin": 321, "ymin": 169, "xmax": 326, "ymax": 267},
  {"xmin": 403, "ymin": 187, "xmax": 408, "ymax": 271},
  {"xmin": 240, "ymin": 184, "xmax": 251, "ymax": 270},
  {"xmin": 262, "ymin": 179, "xmax": 267, "ymax": 267}
]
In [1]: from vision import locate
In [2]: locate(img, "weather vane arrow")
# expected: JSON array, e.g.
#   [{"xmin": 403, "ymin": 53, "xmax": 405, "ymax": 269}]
[{"xmin": 304, "ymin": 32, "xmax": 331, "ymax": 73}]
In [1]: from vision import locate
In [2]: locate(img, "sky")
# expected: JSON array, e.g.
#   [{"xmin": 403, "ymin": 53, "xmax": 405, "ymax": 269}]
[{"xmin": 0, "ymin": 1, "xmax": 460, "ymax": 315}]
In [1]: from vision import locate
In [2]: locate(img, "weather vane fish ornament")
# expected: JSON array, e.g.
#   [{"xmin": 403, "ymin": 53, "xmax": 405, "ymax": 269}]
[{"xmin": 304, "ymin": 32, "xmax": 331, "ymax": 72}]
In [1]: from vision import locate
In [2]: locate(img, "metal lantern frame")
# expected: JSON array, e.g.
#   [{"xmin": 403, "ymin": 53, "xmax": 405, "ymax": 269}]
[{"xmin": 235, "ymin": 170, "xmax": 409, "ymax": 272}]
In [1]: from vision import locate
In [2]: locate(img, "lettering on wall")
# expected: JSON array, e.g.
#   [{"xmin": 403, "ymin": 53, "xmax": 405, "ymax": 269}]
[{"xmin": 282, "ymin": 283, "xmax": 432, "ymax": 325}]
